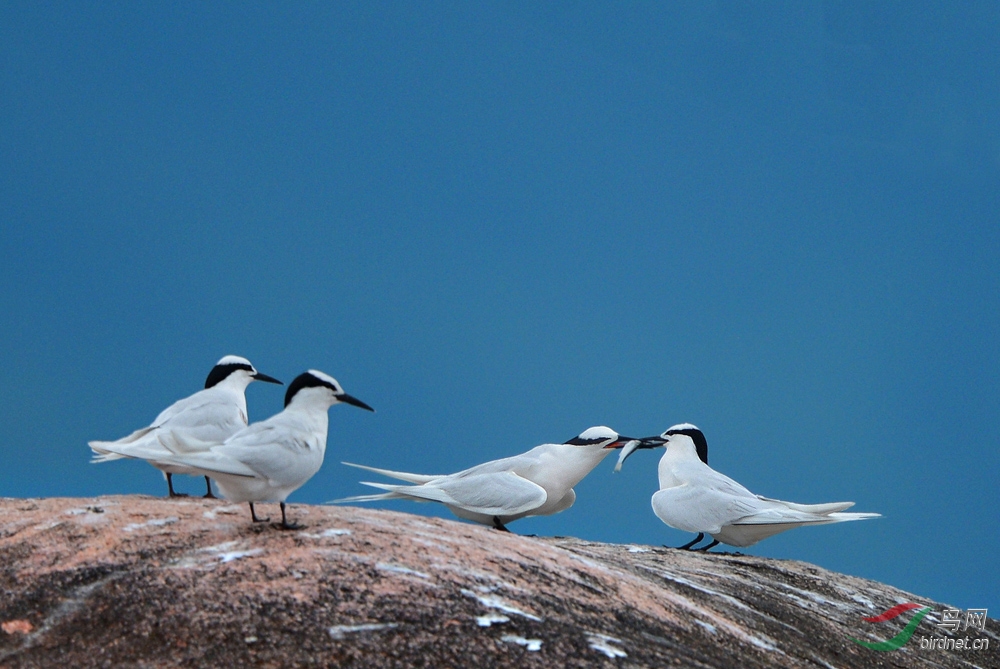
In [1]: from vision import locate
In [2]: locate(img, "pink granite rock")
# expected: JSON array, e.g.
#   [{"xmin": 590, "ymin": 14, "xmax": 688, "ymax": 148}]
[{"xmin": 0, "ymin": 496, "xmax": 995, "ymax": 668}]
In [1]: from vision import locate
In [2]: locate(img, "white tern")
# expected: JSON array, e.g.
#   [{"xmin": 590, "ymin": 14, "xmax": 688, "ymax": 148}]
[
  {"xmin": 89, "ymin": 355, "xmax": 282, "ymax": 497},
  {"xmin": 131, "ymin": 370, "xmax": 375, "ymax": 528},
  {"xmin": 616, "ymin": 423, "xmax": 880, "ymax": 550},
  {"xmin": 334, "ymin": 426, "xmax": 638, "ymax": 532}
]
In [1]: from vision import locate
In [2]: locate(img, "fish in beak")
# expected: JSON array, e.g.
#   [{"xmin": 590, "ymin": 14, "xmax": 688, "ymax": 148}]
[{"xmin": 614, "ymin": 435, "xmax": 667, "ymax": 472}]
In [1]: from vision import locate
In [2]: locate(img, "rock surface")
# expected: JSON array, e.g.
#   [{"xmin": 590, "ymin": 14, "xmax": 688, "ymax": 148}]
[{"xmin": 0, "ymin": 496, "xmax": 995, "ymax": 668}]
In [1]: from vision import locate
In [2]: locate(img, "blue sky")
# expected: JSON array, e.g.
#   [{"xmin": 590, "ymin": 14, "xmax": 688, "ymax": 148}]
[{"xmin": 2, "ymin": 3, "xmax": 997, "ymax": 612}]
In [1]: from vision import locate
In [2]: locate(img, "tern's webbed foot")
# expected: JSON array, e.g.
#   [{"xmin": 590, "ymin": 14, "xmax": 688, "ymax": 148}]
[
  {"xmin": 695, "ymin": 539, "xmax": 720, "ymax": 552},
  {"xmin": 203, "ymin": 477, "xmax": 217, "ymax": 499}
]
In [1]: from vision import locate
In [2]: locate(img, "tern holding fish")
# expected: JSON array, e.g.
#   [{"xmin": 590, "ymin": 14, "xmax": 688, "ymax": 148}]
[
  {"xmin": 334, "ymin": 426, "xmax": 639, "ymax": 532},
  {"xmin": 616, "ymin": 423, "xmax": 880, "ymax": 551}
]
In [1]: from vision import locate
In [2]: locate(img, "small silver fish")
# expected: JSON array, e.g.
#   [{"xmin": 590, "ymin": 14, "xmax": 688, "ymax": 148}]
[{"xmin": 614, "ymin": 439, "xmax": 642, "ymax": 473}]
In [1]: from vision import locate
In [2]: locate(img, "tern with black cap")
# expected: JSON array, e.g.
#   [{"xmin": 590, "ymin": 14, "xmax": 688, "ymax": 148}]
[
  {"xmin": 89, "ymin": 355, "xmax": 283, "ymax": 497},
  {"xmin": 145, "ymin": 370, "xmax": 374, "ymax": 529},
  {"xmin": 333, "ymin": 426, "xmax": 639, "ymax": 532},
  {"xmin": 616, "ymin": 423, "xmax": 880, "ymax": 551}
]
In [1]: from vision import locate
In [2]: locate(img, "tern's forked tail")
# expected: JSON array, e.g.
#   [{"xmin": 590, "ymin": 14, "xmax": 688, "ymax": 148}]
[
  {"xmin": 328, "ymin": 490, "xmax": 410, "ymax": 505},
  {"xmin": 340, "ymin": 461, "xmax": 441, "ymax": 484}
]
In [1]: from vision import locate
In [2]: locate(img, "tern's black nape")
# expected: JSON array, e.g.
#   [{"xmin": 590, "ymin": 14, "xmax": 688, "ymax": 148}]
[
  {"xmin": 285, "ymin": 372, "xmax": 339, "ymax": 406},
  {"xmin": 665, "ymin": 426, "xmax": 709, "ymax": 465},
  {"xmin": 284, "ymin": 371, "xmax": 374, "ymax": 411},
  {"xmin": 204, "ymin": 362, "xmax": 256, "ymax": 389}
]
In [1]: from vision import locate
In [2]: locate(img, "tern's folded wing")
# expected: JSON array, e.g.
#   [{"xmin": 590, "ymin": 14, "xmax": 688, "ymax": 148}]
[
  {"xmin": 153, "ymin": 451, "xmax": 259, "ymax": 479},
  {"xmin": 753, "ymin": 496, "xmax": 855, "ymax": 515},
  {"xmin": 150, "ymin": 389, "xmax": 234, "ymax": 427},
  {"xmin": 89, "ymin": 425, "xmax": 162, "ymax": 460},
  {"xmin": 106, "ymin": 425, "xmax": 157, "ymax": 445},
  {"xmin": 673, "ymin": 461, "xmax": 758, "ymax": 499},
  {"xmin": 651, "ymin": 485, "xmax": 761, "ymax": 535},
  {"xmin": 156, "ymin": 398, "xmax": 248, "ymax": 439},
  {"xmin": 373, "ymin": 472, "xmax": 547, "ymax": 516},
  {"xmin": 210, "ymin": 427, "xmax": 320, "ymax": 487},
  {"xmin": 89, "ymin": 438, "xmax": 173, "ymax": 462},
  {"xmin": 156, "ymin": 431, "xmax": 222, "ymax": 455},
  {"xmin": 711, "ymin": 509, "xmax": 881, "ymax": 547},
  {"xmin": 434, "ymin": 472, "xmax": 547, "ymax": 515},
  {"xmin": 730, "ymin": 508, "xmax": 880, "ymax": 525}
]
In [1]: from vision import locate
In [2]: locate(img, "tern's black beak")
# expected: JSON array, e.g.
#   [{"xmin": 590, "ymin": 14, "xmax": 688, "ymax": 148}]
[
  {"xmin": 617, "ymin": 434, "xmax": 667, "ymax": 462},
  {"xmin": 604, "ymin": 435, "xmax": 640, "ymax": 449},
  {"xmin": 613, "ymin": 435, "xmax": 668, "ymax": 472},
  {"xmin": 253, "ymin": 372, "xmax": 283, "ymax": 385},
  {"xmin": 339, "ymin": 393, "xmax": 375, "ymax": 412}
]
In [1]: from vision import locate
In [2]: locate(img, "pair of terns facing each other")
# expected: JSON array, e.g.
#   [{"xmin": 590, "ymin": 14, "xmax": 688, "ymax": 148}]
[
  {"xmin": 338, "ymin": 423, "xmax": 879, "ymax": 548},
  {"xmin": 90, "ymin": 357, "xmax": 373, "ymax": 528}
]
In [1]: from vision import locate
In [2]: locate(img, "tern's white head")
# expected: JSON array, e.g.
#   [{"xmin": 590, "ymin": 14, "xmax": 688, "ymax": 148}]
[
  {"xmin": 661, "ymin": 423, "xmax": 709, "ymax": 464},
  {"xmin": 283, "ymin": 369, "xmax": 375, "ymax": 412},
  {"xmin": 204, "ymin": 355, "xmax": 283, "ymax": 390},
  {"xmin": 614, "ymin": 422, "xmax": 708, "ymax": 472},
  {"xmin": 562, "ymin": 426, "xmax": 638, "ymax": 450}
]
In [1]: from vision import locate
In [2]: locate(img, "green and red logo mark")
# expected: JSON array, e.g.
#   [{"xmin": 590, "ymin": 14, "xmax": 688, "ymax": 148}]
[{"xmin": 849, "ymin": 603, "xmax": 932, "ymax": 651}]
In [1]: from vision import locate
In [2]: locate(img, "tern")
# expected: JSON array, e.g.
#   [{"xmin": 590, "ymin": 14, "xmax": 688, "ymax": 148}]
[
  {"xmin": 89, "ymin": 355, "xmax": 282, "ymax": 497},
  {"xmin": 333, "ymin": 426, "xmax": 639, "ymax": 532},
  {"xmin": 616, "ymin": 423, "xmax": 880, "ymax": 551},
  {"xmin": 132, "ymin": 370, "xmax": 374, "ymax": 529}
]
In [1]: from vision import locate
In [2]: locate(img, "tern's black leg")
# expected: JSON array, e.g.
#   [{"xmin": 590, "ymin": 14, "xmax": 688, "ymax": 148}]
[
  {"xmin": 492, "ymin": 516, "xmax": 511, "ymax": 533},
  {"xmin": 278, "ymin": 502, "xmax": 303, "ymax": 530},
  {"xmin": 249, "ymin": 502, "xmax": 269, "ymax": 523},
  {"xmin": 676, "ymin": 533, "xmax": 705, "ymax": 550},
  {"xmin": 203, "ymin": 477, "xmax": 217, "ymax": 499},
  {"xmin": 166, "ymin": 473, "xmax": 188, "ymax": 498},
  {"xmin": 695, "ymin": 539, "xmax": 719, "ymax": 552}
]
